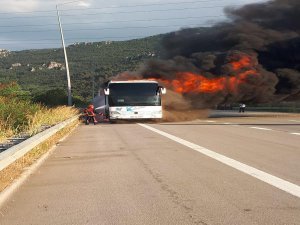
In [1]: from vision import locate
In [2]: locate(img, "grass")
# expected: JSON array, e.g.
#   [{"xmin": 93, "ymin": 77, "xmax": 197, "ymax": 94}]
[
  {"xmin": 0, "ymin": 103, "xmax": 78, "ymax": 142},
  {"xmin": 0, "ymin": 82, "xmax": 80, "ymax": 192},
  {"xmin": 26, "ymin": 106, "xmax": 79, "ymax": 136},
  {"xmin": 0, "ymin": 120, "xmax": 79, "ymax": 192},
  {"xmin": 0, "ymin": 82, "xmax": 79, "ymax": 142}
]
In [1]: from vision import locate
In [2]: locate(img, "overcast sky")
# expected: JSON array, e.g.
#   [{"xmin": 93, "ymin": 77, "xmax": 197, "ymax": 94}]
[{"xmin": 0, "ymin": 0, "xmax": 267, "ymax": 51}]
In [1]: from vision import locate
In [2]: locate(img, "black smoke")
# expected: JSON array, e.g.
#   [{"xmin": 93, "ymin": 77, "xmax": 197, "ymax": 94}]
[{"xmin": 136, "ymin": 0, "xmax": 300, "ymax": 106}]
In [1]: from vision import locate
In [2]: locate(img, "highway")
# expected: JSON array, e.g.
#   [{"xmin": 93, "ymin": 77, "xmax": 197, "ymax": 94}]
[{"xmin": 0, "ymin": 112, "xmax": 299, "ymax": 225}]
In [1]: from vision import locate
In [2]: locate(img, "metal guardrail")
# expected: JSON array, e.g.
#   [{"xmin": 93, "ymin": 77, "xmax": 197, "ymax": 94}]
[
  {"xmin": 244, "ymin": 107, "xmax": 300, "ymax": 113},
  {"xmin": 221, "ymin": 107, "xmax": 300, "ymax": 113},
  {"xmin": 0, "ymin": 116, "xmax": 78, "ymax": 172}
]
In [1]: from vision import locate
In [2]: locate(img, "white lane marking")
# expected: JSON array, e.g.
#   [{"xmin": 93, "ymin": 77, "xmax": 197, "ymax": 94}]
[
  {"xmin": 223, "ymin": 122, "xmax": 239, "ymax": 127},
  {"xmin": 289, "ymin": 120, "xmax": 300, "ymax": 123},
  {"xmin": 290, "ymin": 133, "xmax": 300, "ymax": 136},
  {"xmin": 138, "ymin": 123, "xmax": 300, "ymax": 198},
  {"xmin": 205, "ymin": 120, "xmax": 216, "ymax": 123},
  {"xmin": 250, "ymin": 126, "xmax": 272, "ymax": 131}
]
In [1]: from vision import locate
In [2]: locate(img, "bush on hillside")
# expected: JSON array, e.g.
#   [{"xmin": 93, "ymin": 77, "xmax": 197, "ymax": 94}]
[
  {"xmin": 0, "ymin": 82, "xmax": 79, "ymax": 141},
  {"xmin": 0, "ymin": 82, "xmax": 42, "ymax": 137},
  {"xmin": 33, "ymin": 89, "xmax": 67, "ymax": 106},
  {"xmin": 0, "ymin": 82, "xmax": 31, "ymax": 101},
  {"xmin": 33, "ymin": 88, "xmax": 87, "ymax": 107}
]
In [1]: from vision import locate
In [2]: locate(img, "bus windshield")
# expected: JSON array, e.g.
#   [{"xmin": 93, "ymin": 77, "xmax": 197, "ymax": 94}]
[{"xmin": 108, "ymin": 83, "xmax": 161, "ymax": 107}]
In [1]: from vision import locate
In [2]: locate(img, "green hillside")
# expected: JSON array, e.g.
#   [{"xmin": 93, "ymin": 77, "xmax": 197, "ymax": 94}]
[{"xmin": 0, "ymin": 35, "xmax": 164, "ymax": 101}]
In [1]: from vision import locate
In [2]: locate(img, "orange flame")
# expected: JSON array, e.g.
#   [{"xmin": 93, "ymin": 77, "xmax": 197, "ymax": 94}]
[
  {"xmin": 231, "ymin": 55, "xmax": 252, "ymax": 70},
  {"xmin": 155, "ymin": 55, "xmax": 259, "ymax": 94},
  {"xmin": 157, "ymin": 73, "xmax": 226, "ymax": 93},
  {"xmin": 116, "ymin": 54, "xmax": 260, "ymax": 95}
]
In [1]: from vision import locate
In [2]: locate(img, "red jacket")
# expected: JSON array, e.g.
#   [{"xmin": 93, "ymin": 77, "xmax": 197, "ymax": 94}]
[{"xmin": 85, "ymin": 107, "xmax": 95, "ymax": 116}]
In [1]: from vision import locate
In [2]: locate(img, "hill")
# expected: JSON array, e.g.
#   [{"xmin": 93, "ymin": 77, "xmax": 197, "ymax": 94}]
[{"xmin": 0, "ymin": 35, "xmax": 164, "ymax": 100}]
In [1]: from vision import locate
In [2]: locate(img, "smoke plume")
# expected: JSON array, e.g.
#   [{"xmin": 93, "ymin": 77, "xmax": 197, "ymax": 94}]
[{"xmin": 115, "ymin": 0, "xmax": 300, "ymax": 111}]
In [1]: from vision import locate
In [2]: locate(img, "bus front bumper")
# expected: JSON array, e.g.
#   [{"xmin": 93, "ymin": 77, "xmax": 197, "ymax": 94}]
[{"xmin": 109, "ymin": 106, "xmax": 163, "ymax": 119}]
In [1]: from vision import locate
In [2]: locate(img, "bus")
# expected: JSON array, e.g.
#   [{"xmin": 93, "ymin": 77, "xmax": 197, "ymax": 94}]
[{"xmin": 103, "ymin": 80, "xmax": 166, "ymax": 120}]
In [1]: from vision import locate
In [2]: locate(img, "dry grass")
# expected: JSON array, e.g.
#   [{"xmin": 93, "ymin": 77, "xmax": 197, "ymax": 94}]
[
  {"xmin": 0, "ymin": 97, "xmax": 13, "ymax": 142},
  {"xmin": 0, "ymin": 105, "xmax": 79, "ymax": 142},
  {"xmin": 0, "ymin": 120, "xmax": 79, "ymax": 192},
  {"xmin": 26, "ymin": 106, "xmax": 79, "ymax": 136},
  {"xmin": 0, "ymin": 120, "xmax": 14, "ymax": 142}
]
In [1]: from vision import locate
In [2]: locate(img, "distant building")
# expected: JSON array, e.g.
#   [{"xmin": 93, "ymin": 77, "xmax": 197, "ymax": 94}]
[
  {"xmin": 11, "ymin": 63, "xmax": 22, "ymax": 68},
  {"xmin": 0, "ymin": 49, "xmax": 10, "ymax": 58},
  {"xmin": 47, "ymin": 61, "xmax": 65, "ymax": 70}
]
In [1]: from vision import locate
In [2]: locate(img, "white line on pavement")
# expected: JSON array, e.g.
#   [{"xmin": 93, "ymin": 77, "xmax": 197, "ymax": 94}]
[
  {"xmin": 250, "ymin": 126, "xmax": 272, "ymax": 131},
  {"xmin": 289, "ymin": 120, "xmax": 300, "ymax": 123},
  {"xmin": 290, "ymin": 133, "xmax": 300, "ymax": 136},
  {"xmin": 205, "ymin": 120, "xmax": 216, "ymax": 123},
  {"xmin": 223, "ymin": 122, "xmax": 239, "ymax": 127},
  {"xmin": 138, "ymin": 123, "xmax": 300, "ymax": 199}
]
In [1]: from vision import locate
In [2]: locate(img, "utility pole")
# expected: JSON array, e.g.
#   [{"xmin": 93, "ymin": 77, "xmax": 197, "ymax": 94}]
[{"xmin": 56, "ymin": 4, "xmax": 72, "ymax": 106}]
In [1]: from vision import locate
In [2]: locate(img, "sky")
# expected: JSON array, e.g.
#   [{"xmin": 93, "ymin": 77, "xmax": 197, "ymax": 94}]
[{"xmin": 0, "ymin": 0, "xmax": 267, "ymax": 51}]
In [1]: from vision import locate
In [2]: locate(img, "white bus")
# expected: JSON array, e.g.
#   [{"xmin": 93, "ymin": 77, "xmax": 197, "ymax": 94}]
[{"xmin": 103, "ymin": 80, "xmax": 166, "ymax": 120}]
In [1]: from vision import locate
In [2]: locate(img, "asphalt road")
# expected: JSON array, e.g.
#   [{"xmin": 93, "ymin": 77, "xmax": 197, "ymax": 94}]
[{"xmin": 0, "ymin": 112, "xmax": 299, "ymax": 225}]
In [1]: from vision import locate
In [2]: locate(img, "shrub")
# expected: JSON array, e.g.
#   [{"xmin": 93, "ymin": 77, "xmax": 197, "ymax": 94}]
[
  {"xmin": 33, "ymin": 88, "xmax": 67, "ymax": 106},
  {"xmin": 0, "ymin": 83, "xmax": 79, "ymax": 141}
]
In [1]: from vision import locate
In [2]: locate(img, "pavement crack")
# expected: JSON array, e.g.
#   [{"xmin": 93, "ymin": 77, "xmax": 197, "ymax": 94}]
[{"xmin": 131, "ymin": 151, "xmax": 209, "ymax": 225}]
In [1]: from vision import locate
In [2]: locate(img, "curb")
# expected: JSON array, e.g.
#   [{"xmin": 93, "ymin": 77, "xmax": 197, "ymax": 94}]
[{"xmin": 0, "ymin": 116, "xmax": 78, "ymax": 172}]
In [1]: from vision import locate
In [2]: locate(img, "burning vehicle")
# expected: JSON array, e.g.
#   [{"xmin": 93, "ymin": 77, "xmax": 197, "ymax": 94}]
[
  {"xmin": 99, "ymin": 80, "xmax": 166, "ymax": 120},
  {"xmin": 115, "ymin": 0, "xmax": 300, "ymax": 112}
]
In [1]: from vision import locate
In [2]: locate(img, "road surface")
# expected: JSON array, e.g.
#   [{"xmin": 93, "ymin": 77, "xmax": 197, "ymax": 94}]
[{"xmin": 0, "ymin": 112, "xmax": 299, "ymax": 225}]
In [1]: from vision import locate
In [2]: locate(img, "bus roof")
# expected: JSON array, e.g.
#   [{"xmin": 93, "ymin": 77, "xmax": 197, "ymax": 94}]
[{"xmin": 109, "ymin": 80, "xmax": 158, "ymax": 84}]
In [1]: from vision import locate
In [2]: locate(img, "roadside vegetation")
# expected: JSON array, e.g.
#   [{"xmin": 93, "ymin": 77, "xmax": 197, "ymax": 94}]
[
  {"xmin": 0, "ymin": 82, "xmax": 79, "ymax": 192},
  {"xmin": 0, "ymin": 82, "xmax": 79, "ymax": 142},
  {"xmin": 0, "ymin": 35, "xmax": 163, "ymax": 101}
]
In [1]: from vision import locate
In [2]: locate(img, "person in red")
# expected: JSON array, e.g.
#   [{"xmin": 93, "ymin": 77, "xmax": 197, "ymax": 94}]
[{"xmin": 84, "ymin": 104, "xmax": 97, "ymax": 125}]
